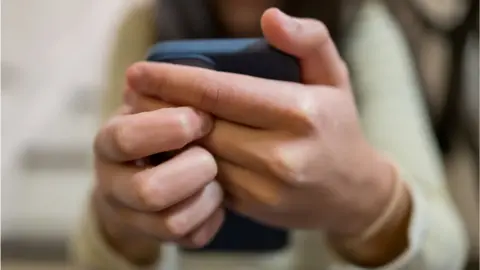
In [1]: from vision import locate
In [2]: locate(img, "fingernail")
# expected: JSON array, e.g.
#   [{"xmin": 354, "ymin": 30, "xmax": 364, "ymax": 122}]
[
  {"xmin": 276, "ymin": 9, "xmax": 299, "ymax": 33},
  {"xmin": 194, "ymin": 109, "xmax": 214, "ymax": 137}
]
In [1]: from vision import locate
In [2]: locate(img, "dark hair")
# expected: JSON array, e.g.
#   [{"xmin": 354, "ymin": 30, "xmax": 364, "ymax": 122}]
[
  {"xmin": 156, "ymin": 0, "xmax": 363, "ymax": 52},
  {"xmin": 283, "ymin": 0, "xmax": 363, "ymax": 51},
  {"xmin": 155, "ymin": 0, "xmax": 364, "ymax": 106}
]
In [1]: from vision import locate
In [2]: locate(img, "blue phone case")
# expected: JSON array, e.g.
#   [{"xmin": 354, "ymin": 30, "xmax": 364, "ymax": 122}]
[{"xmin": 146, "ymin": 38, "xmax": 300, "ymax": 253}]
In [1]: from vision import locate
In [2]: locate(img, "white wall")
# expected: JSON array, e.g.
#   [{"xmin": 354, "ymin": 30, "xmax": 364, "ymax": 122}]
[{"xmin": 2, "ymin": 0, "xmax": 128, "ymax": 239}]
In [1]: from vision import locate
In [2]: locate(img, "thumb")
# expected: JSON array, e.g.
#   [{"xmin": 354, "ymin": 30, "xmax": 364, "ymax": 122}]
[{"xmin": 261, "ymin": 8, "xmax": 350, "ymax": 89}]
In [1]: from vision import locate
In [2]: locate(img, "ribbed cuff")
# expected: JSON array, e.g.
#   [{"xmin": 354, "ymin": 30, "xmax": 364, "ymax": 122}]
[{"xmin": 327, "ymin": 166, "xmax": 429, "ymax": 270}]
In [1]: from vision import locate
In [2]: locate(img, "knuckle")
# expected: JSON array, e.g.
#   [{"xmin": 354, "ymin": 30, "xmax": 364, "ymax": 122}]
[
  {"xmin": 94, "ymin": 118, "xmax": 120, "ymax": 159},
  {"xmin": 174, "ymin": 107, "xmax": 202, "ymax": 144},
  {"xmin": 166, "ymin": 217, "xmax": 190, "ymax": 239},
  {"xmin": 133, "ymin": 172, "xmax": 167, "ymax": 210},
  {"xmin": 317, "ymin": 21, "xmax": 330, "ymax": 38},
  {"xmin": 300, "ymin": 19, "xmax": 331, "ymax": 51},
  {"xmin": 265, "ymin": 190, "xmax": 287, "ymax": 209},
  {"xmin": 190, "ymin": 147, "xmax": 218, "ymax": 175},
  {"xmin": 194, "ymin": 77, "xmax": 221, "ymax": 112},
  {"xmin": 109, "ymin": 117, "xmax": 138, "ymax": 158},
  {"xmin": 293, "ymin": 92, "xmax": 320, "ymax": 131},
  {"xmin": 150, "ymin": 64, "xmax": 175, "ymax": 92},
  {"xmin": 310, "ymin": 20, "xmax": 331, "ymax": 45},
  {"xmin": 269, "ymin": 146, "xmax": 307, "ymax": 186},
  {"xmin": 254, "ymin": 188, "xmax": 286, "ymax": 210}
]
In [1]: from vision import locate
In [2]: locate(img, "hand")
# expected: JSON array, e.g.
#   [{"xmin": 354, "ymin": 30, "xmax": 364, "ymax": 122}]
[
  {"xmin": 125, "ymin": 8, "xmax": 411, "ymax": 266},
  {"xmin": 92, "ymin": 105, "xmax": 224, "ymax": 265}
]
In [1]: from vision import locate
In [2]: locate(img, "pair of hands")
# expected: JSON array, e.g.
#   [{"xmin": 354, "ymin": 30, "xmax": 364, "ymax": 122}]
[{"xmin": 93, "ymin": 8, "xmax": 399, "ymax": 265}]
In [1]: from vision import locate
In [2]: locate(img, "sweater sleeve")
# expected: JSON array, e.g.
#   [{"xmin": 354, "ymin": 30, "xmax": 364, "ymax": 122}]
[
  {"xmin": 328, "ymin": 1, "xmax": 469, "ymax": 269},
  {"xmin": 69, "ymin": 200, "xmax": 161, "ymax": 270},
  {"xmin": 68, "ymin": 1, "xmax": 162, "ymax": 269},
  {"xmin": 99, "ymin": 0, "xmax": 158, "ymax": 120}
]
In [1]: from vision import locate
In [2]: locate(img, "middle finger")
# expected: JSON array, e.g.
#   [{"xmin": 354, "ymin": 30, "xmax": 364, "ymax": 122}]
[
  {"xmin": 103, "ymin": 181, "xmax": 224, "ymax": 241},
  {"xmin": 98, "ymin": 146, "xmax": 217, "ymax": 212}
]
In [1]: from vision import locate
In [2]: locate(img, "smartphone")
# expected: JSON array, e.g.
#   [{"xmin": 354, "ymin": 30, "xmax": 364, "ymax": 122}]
[{"xmin": 146, "ymin": 38, "xmax": 300, "ymax": 253}]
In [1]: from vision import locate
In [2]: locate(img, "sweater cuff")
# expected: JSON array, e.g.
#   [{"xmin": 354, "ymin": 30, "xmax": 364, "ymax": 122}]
[
  {"xmin": 327, "ymin": 167, "xmax": 429, "ymax": 270},
  {"xmin": 69, "ymin": 201, "xmax": 161, "ymax": 270}
]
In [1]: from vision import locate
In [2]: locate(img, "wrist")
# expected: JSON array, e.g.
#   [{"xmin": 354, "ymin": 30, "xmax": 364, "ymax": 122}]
[
  {"xmin": 329, "ymin": 147, "xmax": 398, "ymax": 237},
  {"xmin": 328, "ymin": 158, "xmax": 412, "ymax": 267},
  {"xmin": 92, "ymin": 190, "xmax": 161, "ymax": 266}
]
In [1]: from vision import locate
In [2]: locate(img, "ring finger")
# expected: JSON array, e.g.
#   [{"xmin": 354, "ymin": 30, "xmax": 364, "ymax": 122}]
[{"xmin": 103, "ymin": 181, "xmax": 224, "ymax": 241}]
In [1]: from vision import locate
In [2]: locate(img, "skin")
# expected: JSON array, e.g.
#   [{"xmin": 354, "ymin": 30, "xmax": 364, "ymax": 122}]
[{"xmin": 93, "ymin": 3, "xmax": 411, "ymax": 267}]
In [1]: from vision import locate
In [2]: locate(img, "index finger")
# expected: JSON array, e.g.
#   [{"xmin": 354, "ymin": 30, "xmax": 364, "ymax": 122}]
[{"xmin": 126, "ymin": 62, "xmax": 311, "ymax": 129}]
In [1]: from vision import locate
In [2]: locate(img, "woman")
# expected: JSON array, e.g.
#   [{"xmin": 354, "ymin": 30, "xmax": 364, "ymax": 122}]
[{"xmin": 70, "ymin": 0, "xmax": 468, "ymax": 269}]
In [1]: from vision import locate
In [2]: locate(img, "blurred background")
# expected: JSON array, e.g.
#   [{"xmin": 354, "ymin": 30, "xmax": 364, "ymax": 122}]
[
  {"xmin": 1, "ymin": 0, "xmax": 478, "ymax": 269},
  {"xmin": 2, "ymin": 0, "xmax": 129, "ymax": 268}
]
